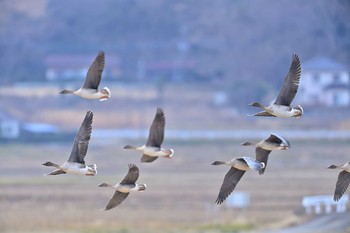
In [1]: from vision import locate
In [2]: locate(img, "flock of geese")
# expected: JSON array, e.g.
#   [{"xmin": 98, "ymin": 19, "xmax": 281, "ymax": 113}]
[{"xmin": 42, "ymin": 51, "xmax": 350, "ymax": 211}]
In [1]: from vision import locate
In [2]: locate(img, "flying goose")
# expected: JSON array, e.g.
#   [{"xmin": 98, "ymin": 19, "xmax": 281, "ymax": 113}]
[
  {"xmin": 249, "ymin": 54, "xmax": 303, "ymax": 118},
  {"xmin": 59, "ymin": 51, "xmax": 111, "ymax": 101},
  {"xmin": 99, "ymin": 164, "xmax": 146, "ymax": 210},
  {"xmin": 241, "ymin": 133, "xmax": 290, "ymax": 174},
  {"xmin": 211, "ymin": 156, "xmax": 264, "ymax": 204},
  {"xmin": 123, "ymin": 107, "xmax": 174, "ymax": 163},
  {"xmin": 328, "ymin": 162, "xmax": 350, "ymax": 201},
  {"xmin": 42, "ymin": 111, "xmax": 97, "ymax": 176}
]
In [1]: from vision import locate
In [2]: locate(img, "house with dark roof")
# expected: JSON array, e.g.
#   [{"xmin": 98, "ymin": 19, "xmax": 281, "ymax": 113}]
[
  {"xmin": 45, "ymin": 53, "xmax": 120, "ymax": 81},
  {"xmin": 298, "ymin": 56, "xmax": 349, "ymax": 107}
]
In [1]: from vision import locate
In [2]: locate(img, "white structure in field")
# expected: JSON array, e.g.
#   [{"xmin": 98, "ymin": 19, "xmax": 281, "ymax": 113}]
[
  {"xmin": 298, "ymin": 56, "xmax": 350, "ymax": 107},
  {"xmin": 0, "ymin": 111, "xmax": 20, "ymax": 139},
  {"xmin": 302, "ymin": 195, "xmax": 348, "ymax": 215},
  {"xmin": 226, "ymin": 192, "xmax": 250, "ymax": 209}
]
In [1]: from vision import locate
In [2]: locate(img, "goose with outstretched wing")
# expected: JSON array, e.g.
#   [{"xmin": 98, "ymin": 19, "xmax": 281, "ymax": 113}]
[
  {"xmin": 328, "ymin": 162, "xmax": 350, "ymax": 201},
  {"xmin": 241, "ymin": 133, "xmax": 290, "ymax": 174},
  {"xmin": 249, "ymin": 54, "xmax": 303, "ymax": 118},
  {"xmin": 99, "ymin": 164, "xmax": 146, "ymax": 210},
  {"xmin": 42, "ymin": 111, "xmax": 97, "ymax": 176},
  {"xmin": 59, "ymin": 51, "xmax": 111, "ymax": 101},
  {"xmin": 211, "ymin": 156, "xmax": 264, "ymax": 204},
  {"xmin": 123, "ymin": 107, "xmax": 174, "ymax": 163}
]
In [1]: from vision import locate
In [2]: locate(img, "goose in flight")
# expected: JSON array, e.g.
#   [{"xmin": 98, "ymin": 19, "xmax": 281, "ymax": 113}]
[
  {"xmin": 42, "ymin": 111, "xmax": 97, "ymax": 176},
  {"xmin": 123, "ymin": 107, "xmax": 174, "ymax": 163},
  {"xmin": 328, "ymin": 162, "xmax": 350, "ymax": 201},
  {"xmin": 59, "ymin": 51, "xmax": 111, "ymax": 101},
  {"xmin": 249, "ymin": 54, "xmax": 303, "ymax": 118},
  {"xmin": 99, "ymin": 164, "xmax": 146, "ymax": 210},
  {"xmin": 241, "ymin": 133, "xmax": 290, "ymax": 174},
  {"xmin": 211, "ymin": 156, "xmax": 264, "ymax": 204}
]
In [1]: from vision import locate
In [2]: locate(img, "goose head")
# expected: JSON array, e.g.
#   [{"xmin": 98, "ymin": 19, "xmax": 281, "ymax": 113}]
[
  {"xmin": 86, "ymin": 164, "xmax": 97, "ymax": 176},
  {"xmin": 279, "ymin": 141, "xmax": 290, "ymax": 150},
  {"xmin": 99, "ymin": 87, "xmax": 111, "ymax": 101},
  {"xmin": 292, "ymin": 105, "xmax": 303, "ymax": 118},
  {"xmin": 279, "ymin": 144, "xmax": 289, "ymax": 150}
]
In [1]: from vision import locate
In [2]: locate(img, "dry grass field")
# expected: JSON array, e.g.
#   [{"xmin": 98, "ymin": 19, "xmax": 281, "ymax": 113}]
[
  {"xmin": 1, "ymin": 84, "xmax": 350, "ymax": 232},
  {"xmin": 1, "ymin": 138, "xmax": 350, "ymax": 233}
]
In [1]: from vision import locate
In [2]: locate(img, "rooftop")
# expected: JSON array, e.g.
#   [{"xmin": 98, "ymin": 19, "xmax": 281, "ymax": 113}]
[{"xmin": 303, "ymin": 56, "xmax": 346, "ymax": 71}]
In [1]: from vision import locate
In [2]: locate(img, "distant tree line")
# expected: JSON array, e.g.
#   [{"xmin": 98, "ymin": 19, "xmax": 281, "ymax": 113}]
[{"xmin": 0, "ymin": 0, "xmax": 349, "ymax": 96}]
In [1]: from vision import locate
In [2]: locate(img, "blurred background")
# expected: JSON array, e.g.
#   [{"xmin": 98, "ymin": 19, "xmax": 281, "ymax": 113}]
[{"xmin": 1, "ymin": 0, "xmax": 350, "ymax": 233}]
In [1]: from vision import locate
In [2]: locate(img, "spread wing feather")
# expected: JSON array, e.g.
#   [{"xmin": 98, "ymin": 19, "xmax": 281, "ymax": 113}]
[
  {"xmin": 250, "ymin": 111, "xmax": 277, "ymax": 117},
  {"xmin": 146, "ymin": 107, "xmax": 166, "ymax": 147},
  {"xmin": 104, "ymin": 191, "xmax": 129, "ymax": 210},
  {"xmin": 334, "ymin": 171, "xmax": 350, "ymax": 201},
  {"xmin": 266, "ymin": 134, "xmax": 290, "ymax": 147},
  {"xmin": 274, "ymin": 54, "xmax": 301, "ymax": 106},
  {"xmin": 120, "ymin": 164, "xmax": 139, "ymax": 184},
  {"xmin": 141, "ymin": 154, "xmax": 158, "ymax": 163},
  {"xmin": 215, "ymin": 167, "xmax": 245, "ymax": 204},
  {"xmin": 82, "ymin": 51, "xmax": 105, "ymax": 90},
  {"xmin": 255, "ymin": 147, "xmax": 271, "ymax": 175},
  {"xmin": 68, "ymin": 111, "xmax": 93, "ymax": 164}
]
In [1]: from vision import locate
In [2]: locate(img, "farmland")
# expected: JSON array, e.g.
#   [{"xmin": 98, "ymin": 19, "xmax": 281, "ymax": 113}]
[{"xmin": 1, "ymin": 138, "xmax": 349, "ymax": 233}]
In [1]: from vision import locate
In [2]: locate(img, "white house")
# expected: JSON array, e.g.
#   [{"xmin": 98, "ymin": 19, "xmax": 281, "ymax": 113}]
[
  {"xmin": 298, "ymin": 56, "xmax": 350, "ymax": 107},
  {"xmin": 0, "ymin": 111, "xmax": 20, "ymax": 139}
]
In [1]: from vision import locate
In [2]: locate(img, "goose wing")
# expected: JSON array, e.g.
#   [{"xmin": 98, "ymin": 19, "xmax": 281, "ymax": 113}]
[
  {"xmin": 250, "ymin": 111, "xmax": 276, "ymax": 117},
  {"xmin": 47, "ymin": 169, "xmax": 66, "ymax": 175},
  {"xmin": 334, "ymin": 171, "xmax": 350, "ymax": 201},
  {"xmin": 120, "ymin": 164, "xmax": 139, "ymax": 184},
  {"xmin": 255, "ymin": 148, "xmax": 271, "ymax": 175},
  {"xmin": 146, "ymin": 107, "xmax": 166, "ymax": 147},
  {"xmin": 104, "ymin": 191, "xmax": 129, "ymax": 210},
  {"xmin": 68, "ymin": 111, "xmax": 93, "ymax": 164},
  {"xmin": 82, "ymin": 51, "xmax": 105, "ymax": 90},
  {"xmin": 274, "ymin": 54, "xmax": 301, "ymax": 106},
  {"xmin": 240, "ymin": 156, "xmax": 263, "ymax": 171},
  {"xmin": 215, "ymin": 167, "xmax": 245, "ymax": 205},
  {"xmin": 266, "ymin": 133, "xmax": 290, "ymax": 147},
  {"xmin": 141, "ymin": 154, "xmax": 158, "ymax": 163}
]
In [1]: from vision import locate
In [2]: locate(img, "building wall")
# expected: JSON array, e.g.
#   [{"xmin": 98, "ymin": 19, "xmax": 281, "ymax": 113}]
[
  {"xmin": 0, "ymin": 120, "xmax": 20, "ymax": 139},
  {"xmin": 325, "ymin": 89, "xmax": 350, "ymax": 107},
  {"xmin": 299, "ymin": 70, "xmax": 349, "ymax": 106}
]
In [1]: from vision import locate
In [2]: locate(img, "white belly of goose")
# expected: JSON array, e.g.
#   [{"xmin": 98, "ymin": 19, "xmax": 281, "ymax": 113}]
[
  {"xmin": 115, "ymin": 184, "xmax": 137, "ymax": 193},
  {"xmin": 232, "ymin": 162, "xmax": 251, "ymax": 171},
  {"xmin": 142, "ymin": 146, "xmax": 170, "ymax": 157},
  {"xmin": 257, "ymin": 141, "xmax": 285, "ymax": 151},
  {"xmin": 60, "ymin": 162, "xmax": 90, "ymax": 175},
  {"xmin": 268, "ymin": 105, "xmax": 294, "ymax": 117},
  {"xmin": 341, "ymin": 164, "xmax": 350, "ymax": 173},
  {"xmin": 74, "ymin": 88, "xmax": 103, "ymax": 99}
]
